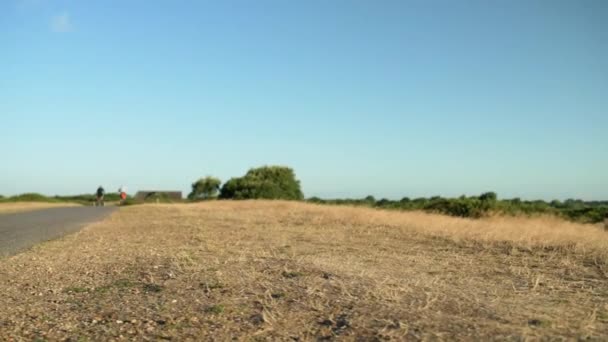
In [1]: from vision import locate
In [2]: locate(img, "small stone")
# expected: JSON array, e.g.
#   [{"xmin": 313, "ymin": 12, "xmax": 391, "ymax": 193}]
[
  {"xmin": 250, "ymin": 314, "xmax": 265, "ymax": 325},
  {"xmin": 336, "ymin": 315, "xmax": 349, "ymax": 329},
  {"xmin": 116, "ymin": 320, "xmax": 123, "ymax": 324}
]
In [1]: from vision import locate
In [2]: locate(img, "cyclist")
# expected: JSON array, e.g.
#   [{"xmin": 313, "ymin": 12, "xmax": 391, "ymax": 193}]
[{"xmin": 96, "ymin": 186, "xmax": 105, "ymax": 206}]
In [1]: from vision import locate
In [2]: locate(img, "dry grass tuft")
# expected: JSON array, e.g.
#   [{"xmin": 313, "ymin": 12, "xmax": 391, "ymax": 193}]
[{"xmin": 1, "ymin": 200, "xmax": 607, "ymax": 340}]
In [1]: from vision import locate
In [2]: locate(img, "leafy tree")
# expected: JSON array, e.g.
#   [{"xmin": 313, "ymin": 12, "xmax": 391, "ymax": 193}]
[
  {"xmin": 219, "ymin": 166, "xmax": 303, "ymax": 200},
  {"xmin": 479, "ymin": 192, "xmax": 497, "ymax": 202},
  {"xmin": 363, "ymin": 195, "xmax": 376, "ymax": 204},
  {"xmin": 188, "ymin": 176, "xmax": 222, "ymax": 200}
]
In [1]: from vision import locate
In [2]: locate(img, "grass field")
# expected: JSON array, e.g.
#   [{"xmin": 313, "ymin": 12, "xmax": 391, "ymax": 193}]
[
  {"xmin": 0, "ymin": 202, "xmax": 79, "ymax": 215},
  {"xmin": 1, "ymin": 201, "xmax": 607, "ymax": 340}
]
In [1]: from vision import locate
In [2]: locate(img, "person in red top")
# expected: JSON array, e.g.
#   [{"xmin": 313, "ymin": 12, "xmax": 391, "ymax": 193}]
[{"xmin": 118, "ymin": 185, "xmax": 127, "ymax": 205}]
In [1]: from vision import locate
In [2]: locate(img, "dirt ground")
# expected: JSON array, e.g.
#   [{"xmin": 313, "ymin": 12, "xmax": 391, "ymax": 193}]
[
  {"xmin": 0, "ymin": 202, "xmax": 79, "ymax": 215},
  {"xmin": 0, "ymin": 201, "xmax": 607, "ymax": 341}
]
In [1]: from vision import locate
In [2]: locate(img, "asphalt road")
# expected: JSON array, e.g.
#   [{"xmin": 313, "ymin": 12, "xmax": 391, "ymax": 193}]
[{"xmin": 0, "ymin": 206, "xmax": 117, "ymax": 256}]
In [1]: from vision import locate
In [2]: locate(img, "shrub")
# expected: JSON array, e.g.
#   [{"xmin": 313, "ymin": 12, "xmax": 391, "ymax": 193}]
[
  {"xmin": 375, "ymin": 198, "xmax": 392, "ymax": 207},
  {"xmin": 423, "ymin": 198, "xmax": 486, "ymax": 218},
  {"xmin": 140, "ymin": 192, "xmax": 174, "ymax": 203},
  {"xmin": 479, "ymin": 192, "xmax": 497, "ymax": 202},
  {"xmin": 8, "ymin": 193, "xmax": 59, "ymax": 202},
  {"xmin": 219, "ymin": 166, "xmax": 303, "ymax": 200},
  {"xmin": 364, "ymin": 195, "xmax": 375, "ymax": 202},
  {"xmin": 120, "ymin": 198, "xmax": 142, "ymax": 206},
  {"xmin": 562, "ymin": 207, "xmax": 608, "ymax": 224},
  {"xmin": 302, "ymin": 192, "xmax": 607, "ymax": 224},
  {"xmin": 55, "ymin": 193, "xmax": 124, "ymax": 204},
  {"xmin": 188, "ymin": 176, "xmax": 221, "ymax": 200}
]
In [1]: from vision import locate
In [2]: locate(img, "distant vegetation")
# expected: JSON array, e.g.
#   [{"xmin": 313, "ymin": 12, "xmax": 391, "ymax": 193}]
[
  {"xmin": 218, "ymin": 166, "xmax": 303, "ymax": 200},
  {"xmin": 188, "ymin": 176, "xmax": 222, "ymax": 200},
  {"xmin": 2, "ymin": 165, "xmax": 606, "ymax": 224},
  {"xmin": 1, "ymin": 193, "xmax": 62, "ymax": 203},
  {"xmin": 56, "ymin": 193, "xmax": 126, "ymax": 203},
  {"xmin": 307, "ymin": 193, "xmax": 608, "ymax": 224},
  {"xmin": 132, "ymin": 192, "xmax": 178, "ymax": 204},
  {"xmin": 0, "ymin": 193, "xmax": 128, "ymax": 205}
]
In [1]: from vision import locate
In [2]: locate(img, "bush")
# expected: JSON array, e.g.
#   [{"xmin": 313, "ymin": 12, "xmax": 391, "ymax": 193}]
[
  {"xmin": 562, "ymin": 207, "xmax": 608, "ymax": 224},
  {"xmin": 120, "ymin": 198, "xmax": 142, "ymax": 206},
  {"xmin": 219, "ymin": 166, "xmax": 303, "ymax": 200},
  {"xmin": 375, "ymin": 198, "xmax": 392, "ymax": 207},
  {"xmin": 479, "ymin": 192, "xmax": 497, "ymax": 202},
  {"xmin": 7, "ymin": 193, "xmax": 59, "ymax": 202},
  {"xmin": 53, "ymin": 193, "xmax": 126, "ymax": 205},
  {"xmin": 140, "ymin": 192, "xmax": 175, "ymax": 203},
  {"xmin": 363, "ymin": 195, "xmax": 376, "ymax": 205},
  {"xmin": 423, "ymin": 197, "xmax": 488, "ymax": 218},
  {"xmin": 296, "ymin": 191, "xmax": 607, "ymax": 224},
  {"xmin": 188, "ymin": 176, "xmax": 221, "ymax": 200}
]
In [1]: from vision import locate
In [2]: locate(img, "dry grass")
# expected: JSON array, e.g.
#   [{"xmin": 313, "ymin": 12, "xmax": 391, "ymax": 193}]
[
  {"xmin": 0, "ymin": 202, "xmax": 79, "ymax": 214},
  {"xmin": 1, "ymin": 201, "xmax": 607, "ymax": 341}
]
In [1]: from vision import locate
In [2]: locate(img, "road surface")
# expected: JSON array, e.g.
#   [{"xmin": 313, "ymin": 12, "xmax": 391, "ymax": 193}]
[{"xmin": 0, "ymin": 206, "xmax": 117, "ymax": 256}]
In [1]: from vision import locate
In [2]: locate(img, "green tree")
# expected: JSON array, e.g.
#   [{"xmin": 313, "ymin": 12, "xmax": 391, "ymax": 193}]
[
  {"xmin": 479, "ymin": 192, "xmax": 497, "ymax": 202},
  {"xmin": 478, "ymin": 191, "xmax": 498, "ymax": 213},
  {"xmin": 188, "ymin": 176, "xmax": 222, "ymax": 200},
  {"xmin": 219, "ymin": 166, "xmax": 303, "ymax": 200}
]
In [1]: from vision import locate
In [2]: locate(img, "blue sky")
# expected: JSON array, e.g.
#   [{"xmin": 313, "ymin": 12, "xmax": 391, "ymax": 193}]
[{"xmin": 1, "ymin": 0, "xmax": 607, "ymax": 200}]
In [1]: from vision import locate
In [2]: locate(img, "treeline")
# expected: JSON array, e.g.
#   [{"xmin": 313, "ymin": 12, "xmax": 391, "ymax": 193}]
[
  {"xmin": 307, "ymin": 194, "xmax": 608, "ymax": 224},
  {"xmin": 3, "ymin": 165, "xmax": 606, "ymax": 224},
  {"xmin": 188, "ymin": 166, "xmax": 606, "ymax": 224},
  {"xmin": 0, "ymin": 193, "xmax": 128, "ymax": 205}
]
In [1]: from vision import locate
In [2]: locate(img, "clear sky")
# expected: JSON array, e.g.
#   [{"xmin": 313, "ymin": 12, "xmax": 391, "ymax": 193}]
[{"xmin": 1, "ymin": 0, "xmax": 607, "ymax": 200}]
